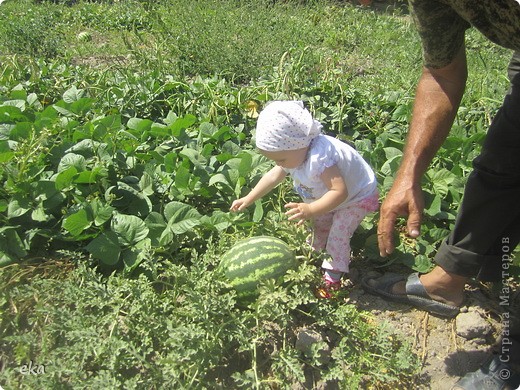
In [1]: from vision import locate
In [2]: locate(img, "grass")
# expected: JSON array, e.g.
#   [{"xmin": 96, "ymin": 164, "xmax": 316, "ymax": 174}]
[
  {"xmin": 0, "ymin": 0, "xmax": 511, "ymax": 107},
  {"xmin": 0, "ymin": 241, "xmax": 420, "ymax": 388},
  {"xmin": 0, "ymin": 0, "xmax": 517, "ymax": 388}
]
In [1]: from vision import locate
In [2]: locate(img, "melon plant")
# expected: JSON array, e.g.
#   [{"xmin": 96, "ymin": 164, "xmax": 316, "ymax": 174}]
[{"xmin": 219, "ymin": 236, "xmax": 298, "ymax": 302}]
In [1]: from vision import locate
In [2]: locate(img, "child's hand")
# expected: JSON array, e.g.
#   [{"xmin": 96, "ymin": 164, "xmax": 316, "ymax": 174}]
[
  {"xmin": 284, "ymin": 202, "xmax": 312, "ymax": 225},
  {"xmin": 230, "ymin": 197, "xmax": 251, "ymax": 212}
]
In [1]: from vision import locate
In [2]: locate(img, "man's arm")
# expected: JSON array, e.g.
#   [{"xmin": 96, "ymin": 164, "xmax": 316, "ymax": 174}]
[{"xmin": 377, "ymin": 45, "xmax": 468, "ymax": 256}]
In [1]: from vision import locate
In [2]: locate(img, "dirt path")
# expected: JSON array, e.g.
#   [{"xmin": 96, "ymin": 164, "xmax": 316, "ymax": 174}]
[{"xmin": 348, "ymin": 267, "xmax": 519, "ymax": 389}]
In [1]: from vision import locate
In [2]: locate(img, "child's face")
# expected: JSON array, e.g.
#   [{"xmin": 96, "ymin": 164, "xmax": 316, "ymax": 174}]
[{"xmin": 260, "ymin": 147, "xmax": 308, "ymax": 169}]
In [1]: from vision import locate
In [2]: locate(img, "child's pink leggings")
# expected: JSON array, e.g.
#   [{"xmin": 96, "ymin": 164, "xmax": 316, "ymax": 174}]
[{"xmin": 311, "ymin": 190, "xmax": 379, "ymax": 273}]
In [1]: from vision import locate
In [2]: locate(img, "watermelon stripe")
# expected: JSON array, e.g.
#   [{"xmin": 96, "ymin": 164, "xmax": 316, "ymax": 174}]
[
  {"xmin": 231, "ymin": 262, "xmax": 290, "ymax": 290},
  {"xmin": 222, "ymin": 238, "xmax": 288, "ymax": 262},
  {"xmin": 226, "ymin": 249, "xmax": 291, "ymax": 273},
  {"xmin": 227, "ymin": 255, "xmax": 289, "ymax": 281}
]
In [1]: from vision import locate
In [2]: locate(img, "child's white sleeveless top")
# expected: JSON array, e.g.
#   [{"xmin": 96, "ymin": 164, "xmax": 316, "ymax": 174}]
[{"xmin": 284, "ymin": 134, "xmax": 377, "ymax": 210}]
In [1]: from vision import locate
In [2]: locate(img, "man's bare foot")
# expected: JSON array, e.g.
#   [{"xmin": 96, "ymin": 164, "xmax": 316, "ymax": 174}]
[{"xmin": 390, "ymin": 266, "xmax": 466, "ymax": 307}]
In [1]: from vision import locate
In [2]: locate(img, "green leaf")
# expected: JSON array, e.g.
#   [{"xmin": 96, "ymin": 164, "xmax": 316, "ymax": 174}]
[
  {"xmin": 403, "ymin": 254, "xmax": 433, "ymax": 273},
  {"xmin": 381, "ymin": 155, "xmax": 401, "ymax": 177},
  {"xmin": 174, "ymin": 165, "xmax": 191, "ymax": 192},
  {"xmin": 63, "ymin": 209, "xmax": 92, "ymax": 236},
  {"xmin": 93, "ymin": 114, "xmax": 122, "ymax": 140},
  {"xmin": 7, "ymin": 196, "xmax": 31, "ymax": 219},
  {"xmin": 0, "ymin": 251, "xmax": 17, "ymax": 267},
  {"xmin": 164, "ymin": 152, "xmax": 179, "ymax": 173},
  {"xmin": 427, "ymin": 168, "xmax": 457, "ymax": 196},
  {"xmin": 63, "ymin": 86, "xmax": 84, "ymax": 103},
  {"xmin": 89, "ymin": 199, "xmax": 115, "ymax": 226},
  {"xmin": 0, "ymin": 140, "xmax": 14, "ymax": 163},
  {"xmin": 209, "ymin": 173, "xmax": 230, "ymax": 187},
  {"xmin": 122, "ymin": 239, "xmax": 151, "ymax": 272},
  {"xmin": 199, "ymin": 122, "xmax": 218, "ymax": 137},
  {"xmin": 111, "ymin": 213, "xmax": 149, "ymax": 246},
  {"xmin": 211, "ymin": 125, "xmax": 233, "ymax": 141},
  {"xmin": 0, "ymin": 151, "xmax": 14, "ymax": 163},
  {"xmin": 180, "ymin": 148, "xmax": 207, "ymax": 167},
  {"xmin": 163, "ymin": 201, "xmax": 201, "ymax": 234},
  {"xmin": 2, "ymin": 99, "xmax": 25, "ymax": 111},
  {"xmin": 201, "ymin": 211, "xmax": 236, "ymax": 231},
  {"xmin": 73, "ymin": 167, "xmax": 107, "ymax": 184},
  {"xmin": 148, "ymin": 123, "xmax": 169, "ymax": 138},
  {"xmin": 52, "ymin": 103, "xmax": 75, "ymax": 117},
  {"xmin": 66, "ymin": 138, "xmax": 103, "ymax": 156},
  {"xmin": 427, "ymin": 227, "xmax": 450, "ymax": 242},
  {"xmin": 37, "ymin": 105, "xmax": 58, "ymax": 121},
  {"xmin": 27, "ymin": 92, "xmax": 39, "ymax": 107},
  {"xmin": 170, "ymin": 114, "xmax": 197, "ymax": 136},
  {"xmin": 424, "ymin": 195, "xmax": 442, "ymax": 217},
  {"xmin": 86, "ymin": 231, "xmax": 121, "ymax": 265},
  {"xmin": 127, "ymin": 117, "xmax": 153, "ymax": 132},
  {"xmin": 159, "ymin": 228, "xmax": 174, "ymax": 246},
  {"xmin": 139, "ymin": 172, "xmax": 154, "ymax": 196},
  {"xmin": 225, "ymin": 169, "xmax": 240, "ymax": 189},
  {"xmin": 253, "ymin": 200, "xmax": 263, "ymax": 223},
  {"xmin": 70, "ymin": 98, "xmax": 95, "ymax": 116},
  {"xmin": 10, "ymin": 88, "xmax": 27, "ymax": 100},
  {"xmin": 55, "ymin": 166, "xmax": 78, "ymax": 190},
  {"xmin": 39, "ymin": 181, "xmax": 66, "ymax": 210},
  {"xmin": 163, "ymin": 110, "xmax": 177, "ymax": 126},
  {"xmin": 105, "ymin": 183, "xmax": 152, "ymax": 217},
  {"xmin": 4, "ymin": 229, "xmax": 28, "ymax": 258},
  {"xmin": 363, "ymin": 234, "xmax": 382, "ymax": 261},
  {"xmin": 11, "ymin": 122, "xmax": 33, "ymax": 141},
  {"xmin": 31, "ymin": 202, "xmax": 50, "ymax": 223},
  {"xmin": 121, "ymin": 248, "xmax": 141, "ymax": 271},
  {"xmin": 201, "ymin": 143, "xmax": 214, "ymax": 158},
  {"xmin": 237, "ymin": 152, "xmax": 253, "ymax": 177},
  {"xmin": 383, "ymin": 147, "xmax": 403, "ymax": 160},
  {"xmin": 58, "ymin": 153, "xmax": 87, "ymax": 172},
  {"xmin": 144, "ymin": 212, "xmax": 167, "ymax": 246},
  {"xmin": 0, "ymin": 105, "xmax": 28, "ymax": 123},
  {"xmin": 391, "ymin": 103, "xmax": 411, "ymax": 122}
]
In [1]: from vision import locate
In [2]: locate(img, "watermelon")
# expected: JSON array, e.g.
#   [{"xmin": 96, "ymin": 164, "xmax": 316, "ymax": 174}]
[
  {"xmin": 77, "ymin": 31, "xmax": 92, "ymax": 42},
  {"xmin": 219, "ymin": 236, "xmax": 297, "ymax": 301}
]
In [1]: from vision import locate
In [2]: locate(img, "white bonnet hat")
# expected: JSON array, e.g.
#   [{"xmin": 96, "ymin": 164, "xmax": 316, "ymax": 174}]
[{"xmin": 255, "ymin": 101, "xmax": 322, "ymax": 152}]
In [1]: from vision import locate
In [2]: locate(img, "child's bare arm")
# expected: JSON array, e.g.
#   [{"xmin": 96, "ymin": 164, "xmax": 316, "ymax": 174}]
[
  {"xmin": 285, "ymin": 165, "xmax": 348, "ymax": 223},
  {"xmin": 230, "ymin": 166, "xmax": 287, "ymax": 211}
]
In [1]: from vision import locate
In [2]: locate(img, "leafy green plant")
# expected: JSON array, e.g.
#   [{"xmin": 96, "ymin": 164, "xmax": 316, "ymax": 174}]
[
  {"xmin": 0, "ymin": 2, "xmax": 65, "ymax": 58},
  {"xmin": 0, "ymin": 79, "xmax": 277, "ymax": 270},
  {"xmin": 0, "ymin": 247, "xmax": 421, "ymax": 389}
]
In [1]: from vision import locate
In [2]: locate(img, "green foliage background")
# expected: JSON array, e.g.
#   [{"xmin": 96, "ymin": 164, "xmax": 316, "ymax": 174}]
[{"xmin": 0, "ymin": 0, "xmax": 516, "ymax": 388}]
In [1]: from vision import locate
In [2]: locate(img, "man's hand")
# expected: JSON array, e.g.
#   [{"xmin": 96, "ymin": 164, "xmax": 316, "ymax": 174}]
[
  {"xmin": 285, "ymin": 202, "xmax": 312, "ymax": 225},
  {"xmin": 377, "ymin": 181, "xmax": 424, "ymax": 257}
]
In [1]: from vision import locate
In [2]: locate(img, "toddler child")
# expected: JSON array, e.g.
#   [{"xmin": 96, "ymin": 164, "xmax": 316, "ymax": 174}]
[{"xmin": 230, "ymin": 101, "xmax": 378, "ymax": 296}]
